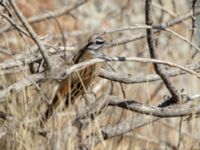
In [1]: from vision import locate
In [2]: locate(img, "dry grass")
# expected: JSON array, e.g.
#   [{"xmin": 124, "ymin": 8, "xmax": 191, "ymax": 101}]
[{"xmin": 0, "ymin": 0, "xmax": 200, "ymax": 150}]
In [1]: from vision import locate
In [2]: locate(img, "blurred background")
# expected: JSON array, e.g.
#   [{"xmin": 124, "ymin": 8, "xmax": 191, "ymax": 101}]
[{"xmin": 0, "ymin": 0, "xmax": 200, "ymax": 149}]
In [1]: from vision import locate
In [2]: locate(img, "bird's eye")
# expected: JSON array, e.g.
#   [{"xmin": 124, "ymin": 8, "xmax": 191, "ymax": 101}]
[{"xmin": 95, "ymin": 38, "xmax": 104, "ymax": 45}]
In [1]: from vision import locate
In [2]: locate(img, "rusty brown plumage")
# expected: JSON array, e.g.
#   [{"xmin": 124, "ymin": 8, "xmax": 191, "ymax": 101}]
[{"xmin": 42, "ymin": 37, "xmax": 105, "ymax": 122}]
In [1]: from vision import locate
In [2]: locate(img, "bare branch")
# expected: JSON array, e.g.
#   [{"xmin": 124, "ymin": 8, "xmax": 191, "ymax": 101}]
[
  {"xmin": 108, "ymin": 95, "xmax": 200, "ymax": 117},
  {"xmin": 0, "ymin": 0, "xmax": 88, "ymax": 34},
  {"xmin": 145, "ymin": 0, "xmax": 181, "ymax": 103},
  {"xmin": 99, "ymin": 63, "xmax": 200, "ymax": 84},
  {"xmin": 0, "ymin": 56, "xmax": 199, "ymax": 102},
  {"xmin": 8, "ymin": 0, "xmax": 53, "ymax": 71},
  {"xmin": 80, "ymin": 94, "xmax": 200, "ymax": 148}
]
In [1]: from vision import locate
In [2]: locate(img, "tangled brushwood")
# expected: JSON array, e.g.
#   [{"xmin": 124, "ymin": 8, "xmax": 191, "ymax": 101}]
[{"xmin": 0, "ymin": 0, "xmax": 200, "ymax": 150}]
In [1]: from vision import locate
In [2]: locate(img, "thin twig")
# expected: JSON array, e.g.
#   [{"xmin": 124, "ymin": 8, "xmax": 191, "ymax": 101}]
[
  {"xmin": 0, "ymin": 0, "xmax": 88, "ymax": 34},
  {"xmin": 0, "ymin": 12, "xmax": 29, "ymax": 36},
  {"xmin": 99, "ymin": 62, "xmax": 200, "ymax": 84},
  {"xmin": 8, "ymin": 0, "xmax": 52, "ymax": 71},
  {"xmin": 177, "ymin": 117, "xmax": 183, "ymax": 149},
  {"xmin": 110, "ymin": 8, "xmax": 200, "ymax": 47},
  {"xmin": 191, "ymin": 0, "xmax": 198, "ymax": 58},
  {"xmin": 0, "ymin": 56, "xmax": 199, "ymax": 102}
]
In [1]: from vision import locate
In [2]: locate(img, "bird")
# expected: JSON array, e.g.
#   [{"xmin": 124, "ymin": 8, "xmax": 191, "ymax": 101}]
[{"xmin": 42, "ymin": 37, "xmax": 105, "ymax": 122}]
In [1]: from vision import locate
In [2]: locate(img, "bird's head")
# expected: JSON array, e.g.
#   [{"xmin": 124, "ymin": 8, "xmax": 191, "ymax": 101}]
[{"xmin": 86, "ymin": 37, "xmax": 106, "ymax": 56}]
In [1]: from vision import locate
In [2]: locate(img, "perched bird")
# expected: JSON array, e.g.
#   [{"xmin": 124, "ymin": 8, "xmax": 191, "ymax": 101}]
[{"xmin": 42, "ymin": 37, "xmax": 105, "ymax": 122}]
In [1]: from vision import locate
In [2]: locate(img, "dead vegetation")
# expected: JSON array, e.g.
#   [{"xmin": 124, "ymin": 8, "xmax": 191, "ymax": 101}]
[{"xmin": 0, "ymin": 0, "xmax": 200, "ymax": 149}]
